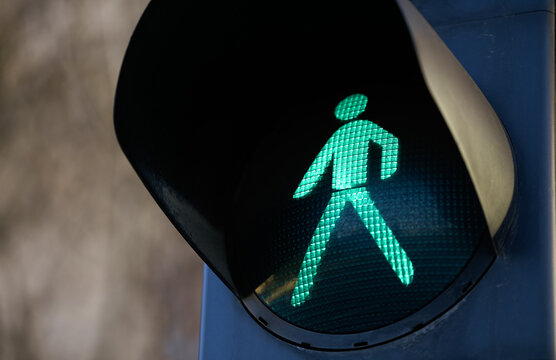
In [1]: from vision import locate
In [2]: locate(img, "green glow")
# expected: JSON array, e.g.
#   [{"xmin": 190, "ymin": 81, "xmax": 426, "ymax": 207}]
[
  {"xmin": 291, "ymin": 94, "xmax": 413, "ymax": 307},
  {"xmin": 293, "ymin": 96, "xmax": 398, "ymax": 199},
  {"xmin": 334, "ymin": 93, "xmax": 368, "ymax": 121}
]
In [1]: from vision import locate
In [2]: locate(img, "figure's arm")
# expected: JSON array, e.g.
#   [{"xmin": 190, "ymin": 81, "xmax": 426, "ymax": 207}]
[
  {"xmin": 293, "ymin": 138, "xmax": 334, "ymax": 199},
  {"xmin": 368, "ymin": 122, "xmax": 399, "ymax": 179}
]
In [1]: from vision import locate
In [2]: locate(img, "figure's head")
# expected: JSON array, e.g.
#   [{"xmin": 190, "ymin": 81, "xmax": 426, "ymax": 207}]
[{"xmin": 334, "ymin": 93, "xmax": 368, "ymax": 122}]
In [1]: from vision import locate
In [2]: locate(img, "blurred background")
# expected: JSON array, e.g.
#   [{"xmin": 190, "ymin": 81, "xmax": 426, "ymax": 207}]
[{"xmin": 0, "ymin": 0, "xmax": 204, "ymax": 359}]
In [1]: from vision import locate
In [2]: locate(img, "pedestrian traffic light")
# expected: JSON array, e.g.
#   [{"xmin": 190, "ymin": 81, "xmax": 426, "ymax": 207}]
[{"xmin": 114, "ymin": 0, "xmax": 529, "ymax": 354}]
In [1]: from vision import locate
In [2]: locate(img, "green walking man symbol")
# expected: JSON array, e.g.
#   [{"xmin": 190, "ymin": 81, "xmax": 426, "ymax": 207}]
[{"xmin": 290, "ymin": 93, "xmax": 414, "ymax": 307}]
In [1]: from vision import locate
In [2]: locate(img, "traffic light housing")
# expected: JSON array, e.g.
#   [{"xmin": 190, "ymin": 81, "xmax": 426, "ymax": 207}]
[{"xmin": 114, "ymin": 0, "xmax": 553, "ymax": 357}]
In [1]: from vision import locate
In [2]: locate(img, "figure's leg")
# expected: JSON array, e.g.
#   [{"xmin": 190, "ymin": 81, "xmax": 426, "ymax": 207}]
[
  {"xmin": 291, "ymin": 193, "xmax": 347, "ymax": 307},
  {"xmin": 349, "ymin": 189, "xmax": 414, "ymax": 285}
]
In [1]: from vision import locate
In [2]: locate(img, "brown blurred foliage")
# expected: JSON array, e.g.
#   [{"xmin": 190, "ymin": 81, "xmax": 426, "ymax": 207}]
[{"xmin": 0, "ymin": 0, "xmax": 203, "ymax": 359}]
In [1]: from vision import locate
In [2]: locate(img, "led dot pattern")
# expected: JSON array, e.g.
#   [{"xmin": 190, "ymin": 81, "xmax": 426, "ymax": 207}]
[
  {"xmin": 293, "ymin": 120, "xmax": 399, "ymax": 198},
  {"xmin": 334, "ymin": 93, "xmax": 368, "ymax": 121},
  {"xmin": 250, "ymin": 93, "xmax": 488, "ymax": 334},
  {"xmin": 291, "ymin": 97, "xmax": 410, "ymax": 307},
  {"xmin": 291, "ymin": 188, "xmax": 414, "ymax": 307}
]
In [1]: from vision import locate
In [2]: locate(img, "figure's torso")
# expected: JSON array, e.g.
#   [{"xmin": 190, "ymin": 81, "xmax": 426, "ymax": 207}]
[{"xmin": 330, "ymin": 120, "xmax": 376, "ymax": 190}]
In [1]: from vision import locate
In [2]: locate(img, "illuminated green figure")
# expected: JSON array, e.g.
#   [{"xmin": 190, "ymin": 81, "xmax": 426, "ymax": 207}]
[{"xmin": 291, "ymin": 94, "xmax": 414, "ymax": 307}]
